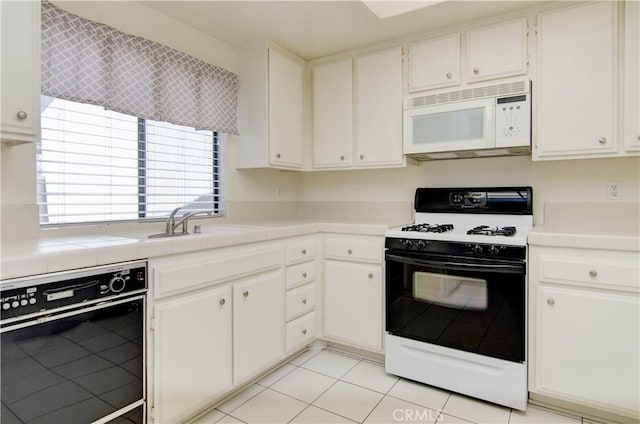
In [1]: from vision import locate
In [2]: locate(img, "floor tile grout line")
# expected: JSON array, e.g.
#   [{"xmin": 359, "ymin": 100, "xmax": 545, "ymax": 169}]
[
  {"xmin": 216, "ymin": 384, "xmax": 266, "ymax": 415},
  {"xmin": 359, "ymin": 393, "xmax": 387, "ymax": 424}
]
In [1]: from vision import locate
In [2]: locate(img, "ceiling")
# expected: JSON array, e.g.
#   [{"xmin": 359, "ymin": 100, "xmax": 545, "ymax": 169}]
[{"xmin": 140, "ymin": 1, "xmax": 544, "ymax": 60}]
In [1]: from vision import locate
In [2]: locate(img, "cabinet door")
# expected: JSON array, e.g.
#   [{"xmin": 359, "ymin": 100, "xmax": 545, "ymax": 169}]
[
  {"xmin": 355, "ymin": 47, "xmax": 404, "ymax": 167},
  {"xmin": 323, "ymin": 261, "xmax": 382, "ymax": 350},
  {"xmin": 466, "ymin": 18, "xmax": 527, "ymax": 83},
  {"xmin": 268, "ymin": 48, "xmax": 303, "ymax": 168},
  {"xmin": 312, "ymin": 58, "xmax": 353, "ymax": 168},
  {"xmin": 233, "ymin": 270, "xmax": 285, "ymax": 384},
  {"xmin": 535, "ymin": 2, "xmax": 617, "ymax": 158},
  {"xmin": 408, "ymin": 33, "xmax": 460, "ymax": 92},
  {"xmin": 0, "ymin": 0, "xmax": 40, "ymax": 143},
  {"xmin": 153, "ymin": 285, "xmax": 232, "ymax": 424},
  {"xmin": 535, "ymin": 285, "xmax": 639, "ymax": 414},
  {"xmin": 625, "ymin": 0, "xmax": 640, "ymax": 152}
]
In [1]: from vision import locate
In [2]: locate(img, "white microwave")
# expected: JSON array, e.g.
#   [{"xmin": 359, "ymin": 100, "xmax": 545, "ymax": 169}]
[{"xmin": 404, "ymin": 79, "xmax": 531, "ymax": 160}]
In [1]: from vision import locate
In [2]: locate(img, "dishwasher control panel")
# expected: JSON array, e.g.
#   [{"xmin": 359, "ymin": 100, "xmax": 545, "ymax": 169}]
[{"xmin": 0, "ymin": 261, "xmax": 146, "ymax": 320}]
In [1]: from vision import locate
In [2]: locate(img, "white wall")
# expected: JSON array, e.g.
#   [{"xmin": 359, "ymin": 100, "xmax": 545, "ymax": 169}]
[{"xmin": 299, "ymin": 156, "xmax": 640, "ymax": 225}]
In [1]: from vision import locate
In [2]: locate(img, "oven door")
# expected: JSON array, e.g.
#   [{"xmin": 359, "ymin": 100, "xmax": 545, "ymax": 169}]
[
  {"xmin": 385, "ymin": 251, "xmax": 525, "ymax": 363},
  {"xmin": 1, "ymin": 296, "xmax": 145, "ymax": 424}
]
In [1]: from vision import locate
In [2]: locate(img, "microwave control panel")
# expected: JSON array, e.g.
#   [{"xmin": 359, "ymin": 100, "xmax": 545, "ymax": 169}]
[{"xmin": 495, "ymin": 94, "xmax": 530, "ymax": 148}]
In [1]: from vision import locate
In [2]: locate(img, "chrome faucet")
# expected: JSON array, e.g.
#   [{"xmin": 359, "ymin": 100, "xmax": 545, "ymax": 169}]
[{"xmin": 165, "ymin": 207, "xmax": 209, "ymax": 236}]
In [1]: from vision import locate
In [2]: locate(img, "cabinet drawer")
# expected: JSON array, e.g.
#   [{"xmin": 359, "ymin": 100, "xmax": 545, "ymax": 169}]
[
  {"xmin": 286, "ymin": 312, "xmax": 316, "ymax": 353},
  {"xmin": 286, "ymin": 237, "xmax": 316, "ymax": 265},
  {"xmin": 286, "ymin": 262, "xmax": 315, "ymax": 290},
  {"xmin": 323, "ymin": 236, "xmax": 383, "ymax": 263},
  {"xmin": 538, "ymin": 254, "xmax": 640, "ymax": 291},
  {"xmin": 286, "ymin": 283, "xmax": 315, "ymax": 321}
]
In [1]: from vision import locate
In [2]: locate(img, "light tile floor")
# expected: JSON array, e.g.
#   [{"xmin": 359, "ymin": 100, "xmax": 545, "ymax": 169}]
[{"xmin": 192, "ymin": 348, "xmax": 603, "ymax": 424}]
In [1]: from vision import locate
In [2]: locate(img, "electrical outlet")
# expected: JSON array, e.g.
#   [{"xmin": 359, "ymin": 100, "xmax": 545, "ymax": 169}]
[{"xmin": 607, "ymin": 181, "xmax": 622, "ymax": 200}]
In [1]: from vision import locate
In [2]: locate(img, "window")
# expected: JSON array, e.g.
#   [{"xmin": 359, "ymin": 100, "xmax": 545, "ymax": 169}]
[{"xmin": 38, "ymin": 96, "xmax": 223, "ymax": 225}]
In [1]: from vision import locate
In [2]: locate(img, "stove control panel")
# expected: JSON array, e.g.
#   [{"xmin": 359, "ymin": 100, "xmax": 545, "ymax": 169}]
[{"xmin": 450, "ymin": 191, "xmax": 487, "ymax": 209}]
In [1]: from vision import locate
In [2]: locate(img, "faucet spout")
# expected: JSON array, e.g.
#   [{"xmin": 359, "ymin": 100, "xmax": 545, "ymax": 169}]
[{"xmin": 165, "ymin": 207, "xmax": 183, "ymax": 235}]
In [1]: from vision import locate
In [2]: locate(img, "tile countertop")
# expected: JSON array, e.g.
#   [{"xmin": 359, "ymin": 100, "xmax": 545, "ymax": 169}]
[
  {"xmin": 0, "ymin": 220, "xmax": 407, "ymax": 280},
  {"xmin": 528, "ymin": 226, "xmax": 640, "ymax": 251}
]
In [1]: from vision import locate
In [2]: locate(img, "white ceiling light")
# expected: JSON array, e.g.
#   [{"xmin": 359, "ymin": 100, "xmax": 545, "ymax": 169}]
[{"xmin": 362, "ymin": 0, "xmax": 448, "ymax": 19}]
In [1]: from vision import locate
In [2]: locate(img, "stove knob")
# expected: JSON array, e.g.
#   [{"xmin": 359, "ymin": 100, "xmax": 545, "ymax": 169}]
[
  {"xmin": 402, "ymin": 240, "xmax": 413, "ymax": 249},
  {"xmin": 2, "ymin": 303, "xmax": 10, "ymax": 310},
  {"xmin": 417, "ymin": 240, "xmax": 427, "ymax": 250},
  {"xmin": 109, "ymin": 276, "xmax": 127, "ymax": 293},
  {"xmin": 471, "ymin": 244, "xmax": 483, "ymax": 255},
  {"xmin": 488, "ymin": 245, "xmax": 499, "ymax": 256}
]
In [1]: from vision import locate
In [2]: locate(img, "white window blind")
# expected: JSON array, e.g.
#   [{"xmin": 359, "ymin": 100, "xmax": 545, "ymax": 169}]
[{"xmin": 38, "ymin": 96, "xmax": 223, "ymax": 225}]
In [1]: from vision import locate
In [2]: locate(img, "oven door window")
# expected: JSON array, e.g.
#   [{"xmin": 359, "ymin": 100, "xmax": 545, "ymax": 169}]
[
  {"xmin": 386, "ymin": 254, "xmax": 525, "ymax": 362},
  {"xmin": 1, "ymin": 298, "xmax": 144, "ymax": 424},
  {"xmin": 413, "ymin": 272, "xmax": 488, "ymax": 310}
]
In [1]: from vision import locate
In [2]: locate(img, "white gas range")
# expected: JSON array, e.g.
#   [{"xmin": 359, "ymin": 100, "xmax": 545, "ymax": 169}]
[{"xmin": 384, "ymin": 187, "xmax": 533, "ymax": 411}]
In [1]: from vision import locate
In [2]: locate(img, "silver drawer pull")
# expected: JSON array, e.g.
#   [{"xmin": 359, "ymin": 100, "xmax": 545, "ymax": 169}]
[
  {"xmin": 302, "ymin": 272, "xmax": 308, "ymax": 278},
  {"xmin": 598, "ymin": 137, "xmax": 607, "ymax": 144},
  {"xmin": 547, "ymin": 298, "xmax": 555, "ymax": 306},
  {"xmin": 302, "ymin": 298, "xmax": 307, "ymax": 304},
  {"xmin": 219, "ymin": 298, "xmax": 226, "ymax": 306},
  {"xmin": 243, "ymin": 291, "xmax": 249, "ymax": 298},
  {"xmin": 446, "ymin": 72, "xmax": 452, "ymax": 79},
  {"xmin": 368, "ymin": 273, "xmax": 373, "ymax": 279},
  {"xmin": 347, "ymin": 249, "xmax": 353, "ymax": 255},
  {"xmin": 302, "ymin": 329, "xmax": 307, "ymax": 335},
  {"xmin": 340, "ymin": 155, "xmax": 345, "ymax": 160},
  {"xmin": 16, "ymin": 111, "xmax": 27, "ymax": 120},
  {"xmin": 302, "ymin": 249, "xmax": 307, "ymax": 255},
  {"xmin": 589, "ymin": 270, "xmax": 598, "ymax": 278},
  {"xmin": 473, "ymin": 67, "xmax": 480, "ymax": 74}
]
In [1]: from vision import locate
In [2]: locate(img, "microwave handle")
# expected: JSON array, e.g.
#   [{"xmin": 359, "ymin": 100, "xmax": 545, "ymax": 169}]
[{"xmin": 385, "ymin": 253, "xmax": 524, "ymax": 275}]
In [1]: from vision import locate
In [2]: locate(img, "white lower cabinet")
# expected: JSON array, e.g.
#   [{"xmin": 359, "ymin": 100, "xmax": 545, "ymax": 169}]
[
  {"xmin": 233, "ymin": 270, "xmax": 285, "ymax": 384},
  {"xmin": 323, "ymin": 260, "xmax": 382, "ymax": 351},
  {"xmin": 153, "ymin": 284, "xmax": 232, "ymax": 424},
  {"xmin": 529, "ymin": 245, "xmax": 640, "ymax": 421}
]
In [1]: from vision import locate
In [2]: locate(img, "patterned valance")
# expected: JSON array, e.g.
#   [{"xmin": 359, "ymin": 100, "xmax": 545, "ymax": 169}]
[{"xmin": 41, "ymin": 2, "xmax": 238, "ymax": 134}]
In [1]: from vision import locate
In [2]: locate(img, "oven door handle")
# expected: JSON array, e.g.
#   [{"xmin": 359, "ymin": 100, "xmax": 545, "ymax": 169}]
[{"xmin": 385, "ymin": 254, "xmax": 525, "ymax": 274}]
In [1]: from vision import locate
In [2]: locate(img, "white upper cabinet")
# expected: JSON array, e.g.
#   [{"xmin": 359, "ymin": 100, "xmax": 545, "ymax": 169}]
[
  {"xmin": 269, "ymin": 48, "xmax": 304, "ymax": 167},
  {"xmin": 237, "ymin": 42, "xmax": 304, "ymax": 170},
  {"xmin": 534, "ymin": 2, "xmax": 618, "ymax": 159},
  {"xmin": 0, "ymin": 0, "xmax": 40, "ymax": 144},
  {"xmin": 408, "ymin": 33, "xmax": 460, "ymax": 92},
  {"xmin": 466, "ymin": 18, "xmax": 528, "ymax": 83},
  {"xmin": 312, "ymin": 58, "xmax": 353, "ymax": 168},
  {"xmin": 355, "ymin": 47, "xmax": 403, "ymax": 167},
  {"xmin": 625, "ymin": 0, "xmax": 640, "ymax": 152},
  {"xmin": 311, "ymin": 47, "xmax": 405, "ymax": 170}
]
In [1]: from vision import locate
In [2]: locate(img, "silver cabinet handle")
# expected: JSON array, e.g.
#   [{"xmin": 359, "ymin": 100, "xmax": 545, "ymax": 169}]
[
  {"xmin": 302, "ymin": 329, "xmax": 307, "ymax": 335},
  {"xmin": 302, "ymin": 298, "xmax": 307, "ymax": 304},
  {"xmin": 347, "ymin": 249, "xmax": 353, "ymax": 255},
  {"xmin": 547, "ymin": 298, "xmax": 555, "ymax": 306},
  {"xmin": 219, "ymin": 298, "xmax": 226, "ymax": 306},
  {"xmin": 446, "ymin": 72, "xmax": 452, "ymax": 79},
  {"xmin": 276, "ymin": 153, "xmax": 281, "ymax": 158},
  {"xmin": 368, "ymin": 273, "xmax": 373, "ymax": 279},
  {"xmin": 598, "ymin": 137, "xmax": 607, "ymax": 144},
  {"xmin": 243, "ymin": 291, "xmax": 249, "ymax": 298},
  {"xmin": 473, "ymin": 67, "xmax": 480, "ymax": 74},
  {"xmin": 637, "ymin": 135, "xmax": 640, "ymax": 141},
  {"xmin": 359, "ymin": 154, "xmax": 365, "ymax": 160},
  {"xmin": 589, "ymin": 270, "xmax": 598, "ymax": 278},
  {"xmin": 302, "ymin": 272, "xmax": 307, "ymax": 278},
  {"xmin": 302, "ymin": 249, "xmax": 307, "ymax": 255},
  {"xmin": 16, "ymin": 111, "xmax": 27, "ymax": 120},
  {"xmin": 340, "ymin": 155, "xmax": 345, "ymax": 161}
]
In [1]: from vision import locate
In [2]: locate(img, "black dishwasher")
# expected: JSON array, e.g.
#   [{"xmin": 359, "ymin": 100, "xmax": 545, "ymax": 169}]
[{"xmin": 1, "ymin": 261, "xmax": 147, "ymax": 424}]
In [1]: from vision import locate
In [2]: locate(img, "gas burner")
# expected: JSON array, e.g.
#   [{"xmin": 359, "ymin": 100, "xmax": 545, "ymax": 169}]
[
  {"xmin": 466, "ymin": 225, "xmax": 517, "ymax": 237},
  {"xmin": 401, "ymin": 223, "xmax": 454, "ymax": 233}
]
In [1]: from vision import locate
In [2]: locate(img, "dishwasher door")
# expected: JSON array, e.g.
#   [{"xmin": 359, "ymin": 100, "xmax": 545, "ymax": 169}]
[{"xmin": 1, "ymin": 295, "xmax": 145, "ymax": 424}]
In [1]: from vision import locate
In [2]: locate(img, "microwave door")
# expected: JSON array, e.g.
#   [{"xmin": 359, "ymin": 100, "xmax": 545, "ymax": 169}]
[{"xmin": 404, "ymin": 98, "xmax": 495, "ymax": 154}]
